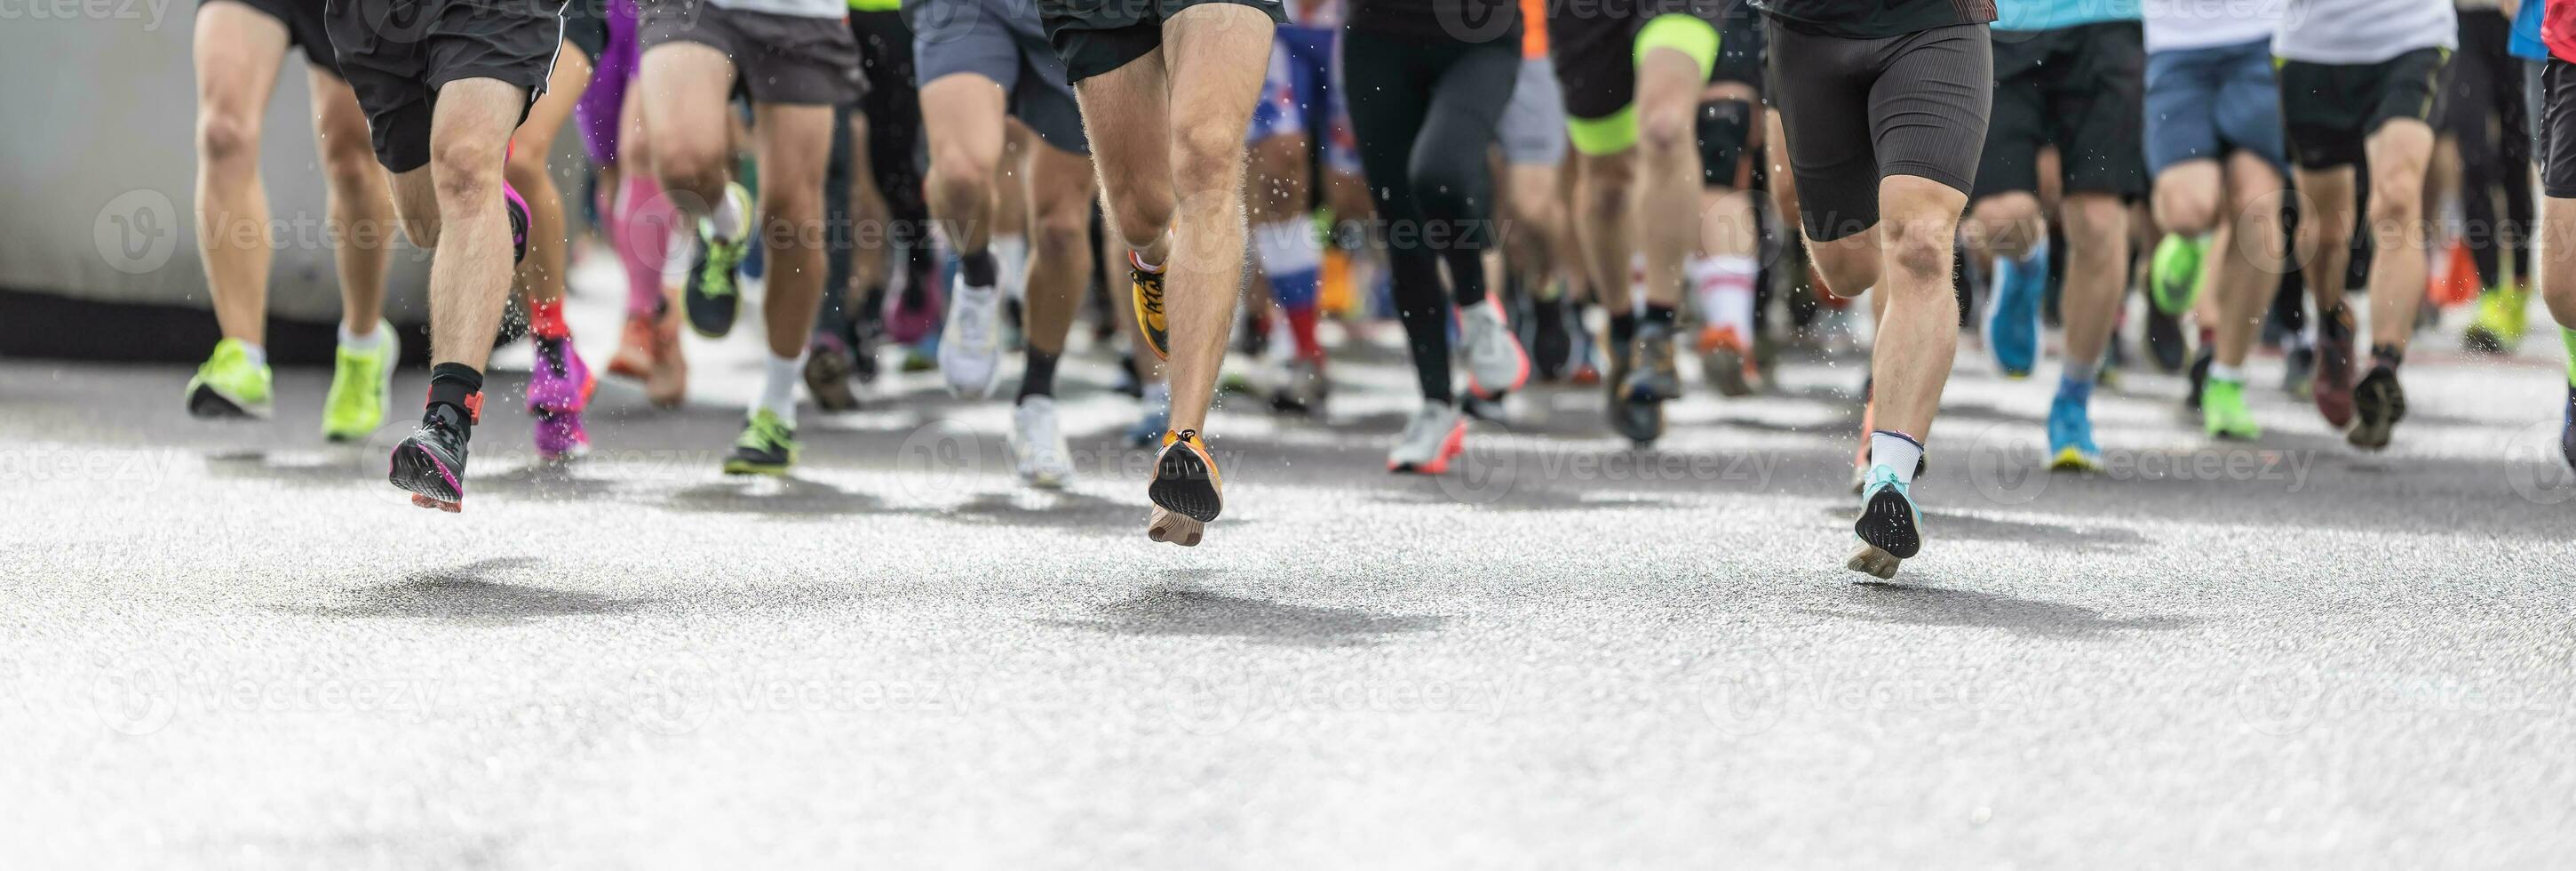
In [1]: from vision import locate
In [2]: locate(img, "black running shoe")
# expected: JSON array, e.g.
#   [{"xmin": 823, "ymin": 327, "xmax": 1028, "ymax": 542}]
[
  {"xmin": 2348, "ymin": 364, "xmax": 2407, "ymax": 451},
  {"xmin": 846, "ymin": 319, "xmax": 883, "ymax": 386},
  {"xmin": 1613, "ymin": 323, "xmax": 1679, "ymax": 446},
  {"xmin": 1530, "ymin": 294, "xmax": 1572, "ymax": 381},
  {"xmin": 683, "ymin": 182, "xmax": 752, "ymax": 339},
  {"xmin": 388, "ymin": 401, "xmax": 476, "ymax": 512},
  {"xmin": 2145, "ymin": 306, "xmax": 2189, "ymax": 373}
]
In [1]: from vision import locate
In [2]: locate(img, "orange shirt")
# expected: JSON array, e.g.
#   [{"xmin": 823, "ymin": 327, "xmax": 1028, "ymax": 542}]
[{"xmin": 1521, "ymin": 0, "xmax": 1547, "ymax": 57}]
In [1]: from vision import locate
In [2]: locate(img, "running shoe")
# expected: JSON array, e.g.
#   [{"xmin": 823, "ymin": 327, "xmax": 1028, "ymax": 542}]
[
  {"xmin": 1984, "ymin": 250, "xmax": 2047, "ymax": 379},
  {"xmin": 505, "ymin": 183, "xmax": 529, "ymax": 265},
  {"xmin": 937, "ymin": 275, "xmax": 1004, "ymax": 398},
  {"xmin": 722, "ymin": 410, "xmax": 799, "ymax": 475},
  {"xmin": 1268, "ymin": 357, "xmax": 1327, "ymax": 415},
  {"xmin": 1613, "ymin": 323, "xmax": 1680, "ymax": 446},
  {"xmin": 1387, "ymin": 403, "xmax": 1467, "ymax": 475},
  {"xmin": 1131, "ymin": 252, "xmax": 1170, "ymax": 361},
  {"xmin": 1147, "ymin": 428, "xmax": 1222, "ymax": 547},
  {"xmin": 2203, "ymin": 377, "xmax": 2261, "ymax": 441},
  {"xmin": 184, "ymin": 338, "xmax": 274, "ymax": 420},
  {"xmin": 886, "ymin": 280, "xmax": 942, "ymax": 346},
  {"xmin": 321, "ymin": 323, "xmax": 398, "ymax": 442},
  {"xmin": 847, "ymin": 319, "xmax": 884, "ymax": 386},
  {"xmin": 1849, "ymin": 465, "xmax": 1921, "ymax": 578},
  {"xmin": 2312, "ymin": 304, "xmax": 2358, "ymax": 428},
  {"xmin": 388, "ymin": 400, "xmax": 476, "ymax": 512},
  {"xmin": 2348, "ymin": 364, "xmax": 2406, "ymax": 451},
  {"xmin": 2282, "ymin": 341, "xmax": 2315, "ymax": 399},
  {"xmin": 1012, "ymin": 396, "xmax": 1075, "ymax": 489},
  {"xmin": 683, "ymin": 181, "xmax": 754, "ymax": 338},
  {"xmin": 1530, "ymin": 293, "xmax": 1573, "ymax": 380},
  {"xmin": 529, "ymin": 335, "xmax": 594, "ymax": 462},
  {"xmin": 2047, "ymin": 385, "xmax": 2102, "ymax": 471},
  {"xmin": 608, "ymin": 316, "xmax": 657, "ymax": 382},
  {"xmin": 1460, "ymin": 299, "xmax": 1530, "ymax": 399},
  {"xmin": 2149, "ymin": 233, "xmax": 2206, "ymax": 316},
  {"xmin": 1697, "ymin": 324, "xmax": 1758, "ymax": 397},
  {"xmin": 643, "ymin": 312, "xmax": 688, "ymax": 408},
  {"xmin": 2561, "ymin": 381, "xmax": 2576, "ymax": 471},
  {"xmin": 804, "ymin": 333, "xmax": 862, "ymax": 412},
  {"xmin": 1125, "ymin": 402, "xmax": 1172, "ymax": 450},
  {"xmin": 2145, "ymin": 306, "xmax": 2190, "ymax": 374},
  {"xmin": 2463, "ymin": 286, "xmax": 2529, "ymax": 354}
]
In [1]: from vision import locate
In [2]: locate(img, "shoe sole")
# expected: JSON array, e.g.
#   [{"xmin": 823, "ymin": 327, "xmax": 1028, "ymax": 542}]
[
  {"xmin": 1148, "ymin": 443, "xmax": 1222, "ymax": 523},
  {"xmin": 1854, "ymin": 487, "xmax": 1920, "ymax": 559},
  {"xmin": 1704, "ymin": 345, "xmax": 1753, "ymax": 397},
  {"xmin": 1612, "ymin": 394, "xmax": 1664, "ymax": 448},
  {"xmin": 186, "ymin": 383, "xmax": 271, "ymax": 420},
  {"xmin": 388, "ymin": 442, "xmax": 463, "ymax": 513},
  {"xmin": 1467, "ymin": 335, "xmax": 1531, "ymax": 401},
  {"xmin": 2348, "ymin": 377, "xmax": 2407, "ymax": 451},
  {"xmin": 723, "ymin": 458, "xmax": 791, "ymax": 475},
  {"xmin": 2048, "ymin": 447, "xmax": 2103, "ymax": 472}
]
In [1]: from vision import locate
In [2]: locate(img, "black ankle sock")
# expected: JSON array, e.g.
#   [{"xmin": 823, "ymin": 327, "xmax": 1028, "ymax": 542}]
[
  {"xmin": 1610, "ymin": 313, "xmax": 1638, "ymax": 352},
  {"xmin": 1642, "ymin": 304, "xmax": 1678, "ymax": 327},
  {"xmin": 2370, "ymin": 343, "xmax": 2405, "ymax": 371},
  {"xmin": 426, "ymin": 363, "xmax": 484, "ymax": 432},
  {"xmin": 960, "ymin": 250, "xmax": 998, "ymax": 288},
  {"xmin": 1018, "ymin": 348, "xmax": 1059, "ymax": 401}
]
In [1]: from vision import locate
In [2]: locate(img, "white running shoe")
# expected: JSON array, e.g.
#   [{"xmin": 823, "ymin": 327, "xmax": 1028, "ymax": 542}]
[
  {"xmin": 1387, "ymin": 402, "xmax": 1467, "ymax": 474},
  {"xmin": 1459, "ymin": 300, "xmax": 1530, "ymax": 399},
  {"xmin": 1012, "ymin": 395, "xmax": 1075, "ymax": 489},
  {"xmin": 938, "ymin": 275, "xmax": 1003, "ymax": 398}
]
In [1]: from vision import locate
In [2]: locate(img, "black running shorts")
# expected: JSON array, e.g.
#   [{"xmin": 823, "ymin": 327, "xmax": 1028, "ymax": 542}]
[
  {"xmin": 1765, "ymin": 20, "xmax": 1990, "ymax": 241},
  {"xmin": 2540, "ymin": 59, "xmax": 2576, "ymax": 198},
  {"xmin": 1972, "ymin": 20, "xmax": 2145, "ymax": 201},
  {"xmin": 324, "ymin": 0, "xmax": 568, "ymax": 172},
  {"xmin": 204, "ymin": 0, "xmax": 345, "ymax": 76},
  {"xmin": 2278, "ymin": 47, "xmax": 2447, "ymax": 171},
  {"xmin": 1037, "ymin": 0, "xmax": 1285, "ymax": 84}
]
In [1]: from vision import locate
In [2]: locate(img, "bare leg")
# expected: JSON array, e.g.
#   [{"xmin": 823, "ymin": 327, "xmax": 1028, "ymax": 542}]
[
  {"xmin": 192, "ymin": 4, "xmax": 290, "ymax": 347},
  {"xmin": 1024, "ymin": 142, "xmax": 1099, "ymax": 359},
  {"xmin": 639, "ymin": 43, "xmax": 739, "ymax": 221},
  {"xmin": 418, "ymin": 79, "xmax": 531, "ymax": 372},
  {"xmin": 505, "ymin": 44, "xmax": 593, "ymax": 310},
  {"xmin": 2362, "ymin": 119, "xmax": 2437, "ymax": 352},
  {"xmin": 752, "ymin": 103, "xmax": 838, "ymax": 360},
  {"xmin": 309, "ymin": 69, "xmax": 394, "ymax": 335},
  {"xmin": 2057, "ymin": 193, "xmax": 2131, "ymax": 371},
  {"xmin": 1870, "ymin": 176, "xmax": 1970, "ymax": 439}
]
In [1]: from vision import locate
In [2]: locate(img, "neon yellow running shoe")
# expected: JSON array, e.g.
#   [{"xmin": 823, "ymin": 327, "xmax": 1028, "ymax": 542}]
[
  {"xmin": 721, "ymin": 409, "xmax": 799, "ymax": 475},
  {"xmin": 2202, "ymin": 378, "xmax": 2261, "ymax": 441},
  {"xmin": 2149, "ymin": 233, "xmax": 2206, "ymax": 316},
  {"xmin": 322, "ymin": 321, "xmax": 400, "ymax": 442},
  {"xmin": 184, "ymin": 338, "xmax": 274, "ymax": 420},
  {"xmin": 2463, "ymin": 286, "xmax": 2529, "ymax": 354}
]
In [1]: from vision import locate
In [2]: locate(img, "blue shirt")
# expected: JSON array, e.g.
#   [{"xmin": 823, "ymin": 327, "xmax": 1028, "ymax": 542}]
[
  {"xmin": 2513, "ymin": 4, "xmax": 2547, "ymax": 60},
  {"xmin": 1996, "ymin": 0, "xmax": 2139, "ymax": 31}
]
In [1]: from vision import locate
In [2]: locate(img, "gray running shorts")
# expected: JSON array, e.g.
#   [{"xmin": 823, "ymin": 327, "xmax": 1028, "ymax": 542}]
[
  {"xmin": 911, "ymin": 0, "xmax": 1090, "ymax": 155},
  {"xmin": 1499, "ymin": 56, "xmax": 1569, "ymax": 166}
]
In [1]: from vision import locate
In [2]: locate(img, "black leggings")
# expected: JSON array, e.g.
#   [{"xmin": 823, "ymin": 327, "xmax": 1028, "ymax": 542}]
[
  {"xmin": 1342, "ymin": 30, "xmax": 1518, "ymax": 404},
  {"xmin": 2443, "ymin": 10, "xmax": 2535, "ymax": 288}
]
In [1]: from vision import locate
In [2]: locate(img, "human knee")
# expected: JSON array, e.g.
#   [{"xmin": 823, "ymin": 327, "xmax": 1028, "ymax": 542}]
[
  {"xmin": 1173, "ymin": 124, "xmax": 1244, "ymax": 196},
  {"xmin": 196, "ymin": 109, "xmax": 259, "ymax": 167},
  {"xmin": 1884, "ymin": 217, "xmax": 1955, "ymax": 284},
  {"xmin": 1967, "ymin": 194, "xmax": 2042, "ymax": 252},
  {"xmin": 429, "ymin": 137, "xmax": 506, "ymax": 203},
  {"xmin": 2059, "ymin": 195, "xmax": 2128, "ymax": 250}
]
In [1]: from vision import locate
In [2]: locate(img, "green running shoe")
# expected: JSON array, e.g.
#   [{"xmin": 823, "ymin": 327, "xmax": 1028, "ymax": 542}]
[
  {"xmin": 722, "ymin": 409, "xmax": 799, "ymax": 475},
  {"xmin": 684, "ymin": 181, "xmax": 754, "ymax": 338},
  {"xmin": 322, "ymin": 322, "xmax": 400, "ymax": 442},
  {"xmin": 2201, "ymin": 377, "xmax": 2261, "ymax": 441},
  {"xmin": 184, "ymin": 338, "xmax": 274, "ymax": 420},
  {"xmin": 2149, "ymin": 233, "xmax": 2206, "ymax": 316},
  {"xmin": 2463, "ymin": 286, "xmax": 2529, "ymax": 354}
]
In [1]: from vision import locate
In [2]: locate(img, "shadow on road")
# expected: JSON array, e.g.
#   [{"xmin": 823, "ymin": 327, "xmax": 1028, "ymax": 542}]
[
  {"xmin": 280, "ymin": 556, "xmax": 655, "ymax": 626},
  {"xmin": 1802, "ymin": 581, "xmax": 2192, "ymax": 639},
  {"xmin": 664, "ymin": 476, "xmax": 888, "ymax": 517},
  {"xmin": 1043, "ymin": 580, "xmax": 1447, "ymax": 647}
]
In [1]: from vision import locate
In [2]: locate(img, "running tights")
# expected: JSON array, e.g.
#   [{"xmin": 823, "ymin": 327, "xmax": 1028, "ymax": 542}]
[{"xmin": 1342, "ymin": 30, "xmax": 1518, "ymax": 404}]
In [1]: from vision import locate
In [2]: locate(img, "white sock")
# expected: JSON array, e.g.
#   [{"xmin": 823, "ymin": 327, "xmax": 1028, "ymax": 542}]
[
  {"xmin": 759, "ymin": 352, "xmax": 805, "ymax": 426},
  {"xmin": 991, "ymin": 234, "xmax": 1029, "ymax": 301},
  {"xmin": 709, "ymin": 187, "xmax": 749, "ymax": 242},
  {"xmin": 338, "ymin": 322, "xmax": 381, "ymax": 351},
  {"xmin": 2210, "ymin": 362, "xmax": 2246, "ymax": 383},
  {"xmin": 1688, "ymin": 254, "xmax": 1759, "ymax": 340},
  {"xmin": 1871, "ymin": 431, "xmax": 1923, "ymax": 485},
  {"xmin": 237, "ymin": 342, "xmax": 268, "ymax": 369}
]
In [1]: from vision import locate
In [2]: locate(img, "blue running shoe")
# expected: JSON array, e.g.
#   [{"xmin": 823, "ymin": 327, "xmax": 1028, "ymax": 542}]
[
  {"xmin": 2560, "ymin": 382, "xmax": 2575, "ymax": 471},
  {"xmin": 2047, "ymin": 379, "xmax": 2102, "ymax": 471},
  {"xmin": 1984, "ymin": 246, "xmax": 2048, "ymax": 379},
  {"xmin": 1849, "ymin": 465, "xmax": 1920, "ymax": 578}
]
